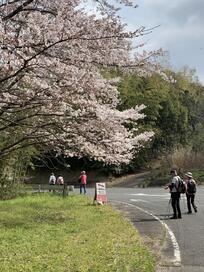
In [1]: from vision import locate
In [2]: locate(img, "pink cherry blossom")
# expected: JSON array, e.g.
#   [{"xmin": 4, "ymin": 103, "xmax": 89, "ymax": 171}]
[{"xmin": 0, "ymin": 0, "xmax": 160, "ymax": 164}]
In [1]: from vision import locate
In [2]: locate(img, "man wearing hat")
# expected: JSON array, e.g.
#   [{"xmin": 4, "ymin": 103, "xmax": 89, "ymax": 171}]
[{"xmin": 184, "ymin": 172, "xmax": 197, "ymax": 214}]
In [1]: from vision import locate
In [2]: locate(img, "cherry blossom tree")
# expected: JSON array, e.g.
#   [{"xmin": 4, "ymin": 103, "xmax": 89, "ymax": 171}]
[{"xmin": 0, "ymin": 0, "xmax": 160, "ymax": 165}]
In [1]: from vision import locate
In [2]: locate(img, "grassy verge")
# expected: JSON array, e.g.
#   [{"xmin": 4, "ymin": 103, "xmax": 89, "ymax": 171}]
[{"xmin": 0, "ymin": 194, "xmax": 155, "ymax": 272}]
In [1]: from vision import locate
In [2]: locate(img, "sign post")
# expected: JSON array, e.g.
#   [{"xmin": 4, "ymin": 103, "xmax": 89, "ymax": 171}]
[{"xmin": 94, "ymin": 182, "xmax": 107, "ymax": 204}]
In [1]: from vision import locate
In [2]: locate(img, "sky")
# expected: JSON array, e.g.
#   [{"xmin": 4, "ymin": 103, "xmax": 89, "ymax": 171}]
[{"xmin": 87, "ymin": 0, "xmax": 204, "ymax": 84}]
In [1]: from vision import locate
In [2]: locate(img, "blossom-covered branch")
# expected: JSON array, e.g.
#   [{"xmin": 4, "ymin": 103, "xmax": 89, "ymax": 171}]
[{"xmin": 0, "ymin": 0, "xmax": 160, "ymax": 164}]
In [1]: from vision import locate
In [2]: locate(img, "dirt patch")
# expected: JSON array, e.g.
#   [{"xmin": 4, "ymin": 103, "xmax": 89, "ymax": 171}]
[{"xmin": 107, "ymin": 171, "xmax": 151, "ymax": 187}]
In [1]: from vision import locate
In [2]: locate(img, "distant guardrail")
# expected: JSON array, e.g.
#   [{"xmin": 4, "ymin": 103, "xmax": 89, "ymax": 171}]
[{"xmin": 24, "ymin": 183, "xmax": 75, "ymax": 197}]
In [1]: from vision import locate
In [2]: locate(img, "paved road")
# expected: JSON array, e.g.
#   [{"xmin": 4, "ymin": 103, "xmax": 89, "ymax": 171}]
[{"xmin": 88, "ymin": 186, "xmax": 204, "ymax": 271}]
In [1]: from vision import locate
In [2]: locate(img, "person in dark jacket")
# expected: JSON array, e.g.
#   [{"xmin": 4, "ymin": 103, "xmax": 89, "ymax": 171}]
[{"xmin": 184, "ymin": 172, "xmax": 197, "ymax": 214}]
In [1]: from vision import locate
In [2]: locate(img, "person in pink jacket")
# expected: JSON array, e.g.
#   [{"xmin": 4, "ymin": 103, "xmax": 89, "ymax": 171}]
[{"xmin": 79, "ymin": 171, "xmax": 87, "ymax": 194}]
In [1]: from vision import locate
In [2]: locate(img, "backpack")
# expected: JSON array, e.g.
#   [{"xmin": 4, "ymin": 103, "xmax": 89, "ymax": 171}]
[
  {"xmin": 177, "ymin": 178, "xmax": 186, "ymax": 194},
  {"xmin": 187, "ymin": 180, "xmax": 196, "ymax": 194}
]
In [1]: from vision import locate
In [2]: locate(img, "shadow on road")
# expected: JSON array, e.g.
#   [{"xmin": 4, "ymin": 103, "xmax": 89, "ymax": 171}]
[{"xmin": 132, "ymin": 218, "xmax": 158, "ymax": 222}]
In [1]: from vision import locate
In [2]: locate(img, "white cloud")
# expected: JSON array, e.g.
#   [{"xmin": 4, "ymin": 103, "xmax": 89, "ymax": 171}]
[{"xmin": 118, "ymin": 0, "xmax": 204, "ymax": 84}]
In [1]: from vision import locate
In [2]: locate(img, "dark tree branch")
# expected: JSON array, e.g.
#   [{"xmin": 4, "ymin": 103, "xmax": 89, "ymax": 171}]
[
  {"xmin": 22, "ymin": 8, "xmax": 57, "ymax": 16},
  {"xmin": 2, "ymin": 0, "xmax": 34, "ymax": 21},
  {"xmin": 0, "ymin": 0, "xmax": 21, "ymax": 8}
]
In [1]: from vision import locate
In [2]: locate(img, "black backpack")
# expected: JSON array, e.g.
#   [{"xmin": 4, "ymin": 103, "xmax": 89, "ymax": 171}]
[
  {"xmin": 177, "ymin": 178, "xmax": 186, "ymax": 194},
  {"xmin": 187, "ymin": 180, "xmax": 196, "ymax": 194}
]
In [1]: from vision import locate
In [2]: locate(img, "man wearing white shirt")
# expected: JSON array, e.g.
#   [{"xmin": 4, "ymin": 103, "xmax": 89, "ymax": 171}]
[
  {"xmin": 165, "ymin": 170, "xmax": 182, "ymax": 219},
  {"xmin": 49, "ymin": 173, "xmax": 56, "ymax": 185}
]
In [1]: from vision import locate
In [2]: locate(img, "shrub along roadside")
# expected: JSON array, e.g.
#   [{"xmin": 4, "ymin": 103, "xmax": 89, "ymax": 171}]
[
  {"xmin": 0, "ymin": 194, "xmax": 156, "ymax": 272},
  {"xmin": 146, "ymin": 167, "xmax": 204, "ymax": 187}
]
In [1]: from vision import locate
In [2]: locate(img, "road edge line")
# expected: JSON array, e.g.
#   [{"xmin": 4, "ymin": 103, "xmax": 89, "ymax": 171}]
[{"xmin": 113, "ymin": 200, "xmax": 181, "ymax": 267}]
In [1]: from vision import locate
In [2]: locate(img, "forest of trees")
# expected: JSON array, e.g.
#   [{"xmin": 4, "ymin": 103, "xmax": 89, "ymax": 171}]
[
  {"xmin": 78, "ymin": 67, "xmax": 204, "ymax": 174},
  {"xmin": 118, "ymin": 68, "xmax": 204, "ymax": 173}
]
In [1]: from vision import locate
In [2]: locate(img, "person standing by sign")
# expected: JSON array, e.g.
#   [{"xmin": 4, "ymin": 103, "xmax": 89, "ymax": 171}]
[
  {"xmin": 184, "ymin": 172, "xmax": 197, "ymax": 214},
  {"xmin": 79, "ymin": 171, "xmax": 87, "ymax": 194}
]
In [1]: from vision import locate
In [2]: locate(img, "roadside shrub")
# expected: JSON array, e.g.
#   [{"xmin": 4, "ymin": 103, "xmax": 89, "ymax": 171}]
[
  {"xmin": 166, "ymin": 147, "xmax": 204, "ymax": 170},
  {"xmin": 0, "ymin": 148, "xmax": 37, "ymax": 200}
]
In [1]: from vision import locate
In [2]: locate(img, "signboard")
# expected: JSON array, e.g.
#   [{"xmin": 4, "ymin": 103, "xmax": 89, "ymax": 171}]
[{"xmin": 94, "ymin": 183, "xmax": 107, "ymax": 204}]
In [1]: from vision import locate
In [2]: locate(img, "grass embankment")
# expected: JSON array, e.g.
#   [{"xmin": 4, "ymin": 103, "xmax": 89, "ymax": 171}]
[{"xmin": 0, "ymin": 194, "xmax": 155, "ymax": 272}]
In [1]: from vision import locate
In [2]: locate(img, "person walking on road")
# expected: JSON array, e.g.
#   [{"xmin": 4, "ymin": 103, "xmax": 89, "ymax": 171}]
[
  {"xmin": 165, "ymin": 170, "xmax": 182, "ymax": 219},
  {"xmin": 79, "ymin": 171, "xmax": 87, "ymax": 195},
  {"xmin": 184, "ymin": 172, "xmax": 197, "ymax": 214}
]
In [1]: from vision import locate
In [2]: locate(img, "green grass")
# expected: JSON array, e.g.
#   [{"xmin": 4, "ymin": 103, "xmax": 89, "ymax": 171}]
[{"xmin": 0, "ymin": 194, "xmax": 155, "ymax": 272}]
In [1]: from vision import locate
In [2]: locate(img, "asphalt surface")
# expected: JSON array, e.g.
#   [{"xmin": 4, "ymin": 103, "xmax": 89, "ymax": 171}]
[{"xmin": 87, "ymin": 186, "xmax": 204, "ymax": 272}]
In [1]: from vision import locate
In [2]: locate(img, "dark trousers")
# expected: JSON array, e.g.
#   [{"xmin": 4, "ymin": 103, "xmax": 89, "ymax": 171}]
[
  {"xmin": 186, "ymin": 194, "xmax": 197, "ymax": 212},
  {"xmin": 171, "ymin": 193, "xmax": 181, "ymax": 218},
  {"xmin": 80, "ymin": 184, "xmax": 86, "ymax": 194}
]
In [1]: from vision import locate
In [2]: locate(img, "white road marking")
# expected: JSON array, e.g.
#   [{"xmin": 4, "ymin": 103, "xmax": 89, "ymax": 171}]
[
  {"xmin": 130, "ymin": 199, "xmax": 149, "ymax": 203},
  {"xmin": 128, "ymin": 193, "xmax": 170, "ymax": 197},
  {"xmin": 115, "ymin": 201, "xmax": 181, "ymax": 267}
]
